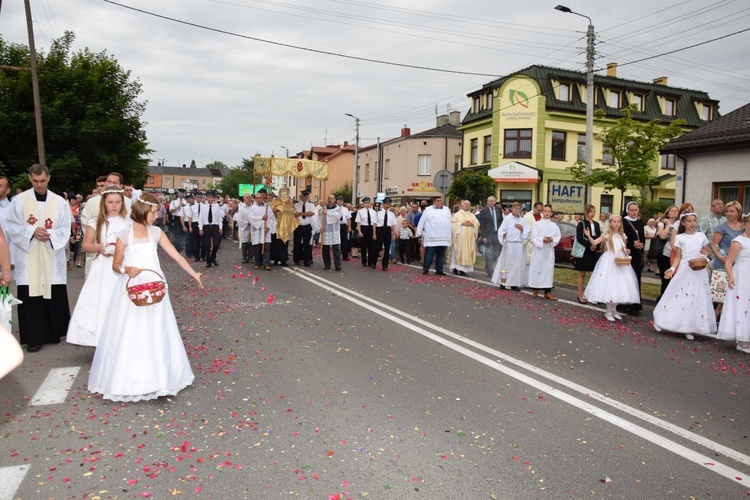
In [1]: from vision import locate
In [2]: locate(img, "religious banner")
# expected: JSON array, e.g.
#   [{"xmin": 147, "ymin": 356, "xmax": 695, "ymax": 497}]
[{"xmin": 254, "ymin": 156, "xmax": 329, "ymax": 180}]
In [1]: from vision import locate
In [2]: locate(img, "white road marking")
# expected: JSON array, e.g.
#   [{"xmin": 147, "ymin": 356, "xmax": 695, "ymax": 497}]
[
  {"xmin": 289, "ymin": 268, "xmax": 749, "ymax": 488},
  {"xmin": 29, "ymin": 367, "xmax": 81, "ymax": 406},
  {"xmin": 0, "ymin": 465, "xmax": 30, "ymax": 500}
]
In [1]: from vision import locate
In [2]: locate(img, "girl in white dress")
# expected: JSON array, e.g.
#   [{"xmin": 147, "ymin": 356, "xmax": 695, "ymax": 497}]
[
  {"xmin": 583, "ymin": 215, "xmax": 641, "ymax": 322},
  {"xmin": 88, "ymin": 194, "xmax": 203, "ymax": 402},
  {"xmin": 67, "ymin": 187, "xmax": 130, "ymax": 347},
  {"xmin": 653, "ymin": 212, "xmax": 715, "ymax": 340},
  {"xmin": 717, "ymin": 213, "xmax": 750, "ymax": 353}
]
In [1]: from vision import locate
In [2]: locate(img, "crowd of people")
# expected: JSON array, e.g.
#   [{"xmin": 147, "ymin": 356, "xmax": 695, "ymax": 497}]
[{"xmin": 2, "ymin": 169, "xmax": 748, "ymax": 400}]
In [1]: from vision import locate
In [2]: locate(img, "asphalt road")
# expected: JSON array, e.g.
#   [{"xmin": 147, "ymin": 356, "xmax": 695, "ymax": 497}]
[{"xmin": 1, "ymin": 244, "xmax": 748, "ymax": 499}]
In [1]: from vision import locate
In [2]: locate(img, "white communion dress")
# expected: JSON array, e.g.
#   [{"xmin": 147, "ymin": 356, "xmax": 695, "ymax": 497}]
[
  {"xmin": 653, "ymin": 232, "xmax": 716, "ymax": 335},
  {"xmin": 584, "ymin": 233, "xmax": 641, "ymax": 305},
  {"xmin": 67, "ymin": 216, "xmax": 130, "ymax": 347},
  {"xmin": 717, "ymin": 234, "xmax": 750, "ymax": 343},
  {"xmin": 88, "ymin": 225, "xmax": 194, "ymax": 402}
]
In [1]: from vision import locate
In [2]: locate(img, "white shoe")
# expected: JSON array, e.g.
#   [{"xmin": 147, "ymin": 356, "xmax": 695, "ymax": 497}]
[
  {"xmin": 604, "ymin": 312, "xmax": 615, "ymax": 322},
  {"xmin": 737, "ymin": 344, "xmax": 750, "ymax": 354},
  {"xmin": 654, "ymin": 324, "xmax": 662, "ymax": 332},
  {"xmin": 685, "ymin": 334, "xmax": 695, "ymax": 340},
  {"xmin": 612, "ymin": 312, "xmax": 622, "ymax": 321}
]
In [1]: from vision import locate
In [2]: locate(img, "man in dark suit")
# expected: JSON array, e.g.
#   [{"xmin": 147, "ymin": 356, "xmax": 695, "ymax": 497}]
[{"xmin": 478, "ymin": 195, "xmax": 503, "ymax": 277}]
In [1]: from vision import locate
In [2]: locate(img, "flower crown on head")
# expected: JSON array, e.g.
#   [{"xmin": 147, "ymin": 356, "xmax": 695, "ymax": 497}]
[
  {"xmin": 100, "ymin": 187, "xmax": 124, "ymax": 195},
  {"xmin": 679, "ymin": 211, "xmax": 697, "ymax": 221},
  {"xmin": 136, "ymin": 196, "xmax": 158, "ymax": 206}
]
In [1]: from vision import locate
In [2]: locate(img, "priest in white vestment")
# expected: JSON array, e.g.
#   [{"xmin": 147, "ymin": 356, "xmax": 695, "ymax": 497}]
[
  {"xmin": 320, "ymin": 194, "xmax": 343, "ymax": 270},
  {"xmin": 491, "ymin": 202, "xmax": 530, "ymax": 289},
  {"xmin": 527, "ymin": 204, "xmax": 561, "ymax": 300},
  {"xmin": 236, "ymin": 193, "xmax": 253, "ymax": 263},
  {"xmin": 247, "ymin": 192, "xmax": 276, "ymax": 270},
  {"xmin": 5, "ymin": 165, "xmax": 71, "ymax": 352},
  {"xmin": 416, "ymin": 196, "xmax": 452, "ymax": 275},
  {"xmin": 449, "ymin": 200, "xmax": 480, "ymax": 276}
]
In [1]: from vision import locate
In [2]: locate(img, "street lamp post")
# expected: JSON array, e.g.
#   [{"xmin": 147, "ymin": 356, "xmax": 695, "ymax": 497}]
[
  {"xmin": 345, "ymin": 113, "xmax": 360, "ymax": 206},
  {"xmin": 279, "ymin": 146, "xmax": 289, "ymax": 158},
  {"xmin": 555, "ymin": 4, "xmax": 595, "ymax": 205}
]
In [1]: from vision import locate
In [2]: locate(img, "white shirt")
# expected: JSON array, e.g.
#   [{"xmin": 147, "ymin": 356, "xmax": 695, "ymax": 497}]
[
  {"xmin": 337, "ymin": 205, "xmax": 352, "ymax": 226},
  {"xmin": 197, "ymin": 202, "xmax": 222, "ymax": 230},
  {"xmin": 294, "ymin": 200, "xmax": 313, "ymax": 226}
]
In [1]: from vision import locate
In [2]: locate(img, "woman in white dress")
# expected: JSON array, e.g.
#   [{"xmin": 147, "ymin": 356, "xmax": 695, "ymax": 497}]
[
  {"xmin": 67, "ymin": 187, "xmax": 130, "ymax": 347},
  {"xmin": 717, "ymin": 213, "xmax": 750, "ymax": 353},
  {"xmin": 88, "ymin": 194, "xmax": 203, "ymax": 402},
  {"xmin": 583, "ymin": 215, "xmax": 641, "ymax": 321},
  {"xmin": 653, "ymin": 212, "xmax": 715, "ymax": 340},
  {"xmin": 528, "ymin": 204, "xmax": 561, "ymax": 300}
]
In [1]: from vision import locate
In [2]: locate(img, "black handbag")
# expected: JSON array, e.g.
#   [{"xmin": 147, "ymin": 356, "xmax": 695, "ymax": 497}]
[{"xmin": 647, "ymin": 226, "xmax": 669, "ymax": 259}]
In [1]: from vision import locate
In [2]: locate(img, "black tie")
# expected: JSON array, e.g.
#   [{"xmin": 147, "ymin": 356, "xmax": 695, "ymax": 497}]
[
  {"xmin": 383, "ymin": 211, "xmax": 387, "ymax": 227},
  {"xmin": 367, "ymin": 209, "xmax": 371, "ymax": 226},
  {"xmin": 302, "ymin": 202, "xmax": 306, "ymax": 220},
  {"xmin": 208, "ymin": 204, "xmax": 213, "ymax": 223}
]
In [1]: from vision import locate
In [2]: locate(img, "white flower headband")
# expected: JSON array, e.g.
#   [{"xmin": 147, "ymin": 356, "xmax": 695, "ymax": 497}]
[
  {"xmin": 679, "ymin": 211, "xmax": 697, "ymax": 220},
  {"xmin": 136, "ymin": 197, "xmax": 158, "ymax": 206},
  {"xmin": 100, "ymin": 187, "xmax": 124, "ymax": 195}
]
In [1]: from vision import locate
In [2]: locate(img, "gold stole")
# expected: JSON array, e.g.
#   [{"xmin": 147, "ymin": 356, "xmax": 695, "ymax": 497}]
[{"xmin": 22, "ymin": 191, "xmax": 59, "ymax": 299}]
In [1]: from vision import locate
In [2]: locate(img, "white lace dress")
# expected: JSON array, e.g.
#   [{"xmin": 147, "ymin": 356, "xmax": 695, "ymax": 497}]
[
  {"xmin": 583, "ymin": 233, "xmax": 640, "ymax": 305},
  {"xmin": 88, "ymin": 225, "xmax": 194, "ymax": 402},
  {"xmin": 653, "ymin": 232, "xmax": 716, "ymax": 335},
  {"xmin": 67, "ymin": 216, "xmax": 130, "ymax": 347},
  {"xmin": 717, "ymin": 235, "xmax": 750, "ymax": 342}
]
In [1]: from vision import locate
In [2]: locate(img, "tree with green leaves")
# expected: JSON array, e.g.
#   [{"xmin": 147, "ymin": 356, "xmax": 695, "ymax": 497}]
[
  {"xmin": 216, "ymin": 157, "xmax": 264, "ymax": 197},
  {"xmin": 189, "ymin": 159, "xmax": 197, "ymax": 168},
  {"xmin": 568, "ymin": 105, "xmax": 685, "ymax": 213},
  {"xmin": 331, "ymin": 180, "xmax": 352, "ymax": 203},
  {"xmin": 0, "ymin": 32, "xmax": 150, "ymax": 193},
  {"xmin": 204, "ymin": 160, "xmax": 227, "ymax": 170},
  {"xmin": 446, "ymin": 169, "xmax": 496, "ymax": 205}
]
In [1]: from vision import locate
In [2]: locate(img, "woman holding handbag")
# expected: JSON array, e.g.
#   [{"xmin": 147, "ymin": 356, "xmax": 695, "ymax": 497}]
[
  {"xmin": 709, "ymin": 201, "xmax": 742, "ymax": 318},
  {"xmin": 655, "ymin": 205, "xmax": 679, "ymax": 298},
  {"xmin": 572, "ymin": 204, "xmax": 601, "ymax": 303}
]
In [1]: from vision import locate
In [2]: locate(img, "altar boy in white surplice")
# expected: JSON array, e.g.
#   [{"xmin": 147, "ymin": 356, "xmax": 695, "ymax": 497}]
[
  {"xmin": 528, "ymin": 204, "xmax": 561, "ymax": 300},
  {"xmin": 4, "ymin": 164, "xmax": 71, "ymax": 353}
]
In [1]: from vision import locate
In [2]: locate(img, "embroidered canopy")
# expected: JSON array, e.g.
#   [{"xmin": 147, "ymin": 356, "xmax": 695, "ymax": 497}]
[{"xmin": 253, "ymin": 156, "xmax": 328, "ymax": 181}]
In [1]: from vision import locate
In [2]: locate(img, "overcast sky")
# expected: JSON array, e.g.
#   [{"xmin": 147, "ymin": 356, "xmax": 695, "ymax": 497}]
[{"xmin": 2, "ymin": 0, "xmax": 748, "ymax": 169}]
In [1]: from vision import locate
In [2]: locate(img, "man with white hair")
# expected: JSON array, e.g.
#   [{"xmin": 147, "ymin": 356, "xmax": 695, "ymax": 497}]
[{"xmin": 449, "ymin": 200, "xmax": 480, "ymax": 276}]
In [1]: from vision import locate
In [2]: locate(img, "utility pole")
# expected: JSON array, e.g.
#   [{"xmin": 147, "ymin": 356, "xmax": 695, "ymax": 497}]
[
  {"xmin": 555, "ymin": 5, "xmax": 595, "ymax": 205},
  {"xmin": 25, "ymin": 0, "xmax": 45, "ymax": 165},
  {"xmin": 345, "ymin": 114, "xmax": 360, "ymax": 206}
]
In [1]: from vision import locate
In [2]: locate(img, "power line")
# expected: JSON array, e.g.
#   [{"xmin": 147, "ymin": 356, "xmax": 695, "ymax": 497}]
[
  {"xmin": 101, "ymin": 0, "xmax": 502, "ymax": 77},
  {"xmin": 613, "ymin": 26, "xmax": 750, "ymax": 69}
]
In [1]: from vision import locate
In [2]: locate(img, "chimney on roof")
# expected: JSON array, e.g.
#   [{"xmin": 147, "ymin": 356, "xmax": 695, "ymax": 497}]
[
  {"xmin": 606, "ymin": 62, "xmax": 617, "ymax": 77},
  {"xmin": 653, "ymin": 76, "xmax": 668, "ymax": 86},
  {"xmin": 401, "ymin": 125, "xmax": 410, "ymax": 137},
  {"xmin": 343, "ymin": 141, "xmax": 348, "ymax": 147},
  {"xmin": 449, "ymin": 110, "xmax": 461, "ymax": 126},
  {"xmin": 436, "ymin": 114, "xmax": 449, "ymax": 127},
  {"xmin": 182, "ymin": 164, "xmax": 186, "ymax": 168}
]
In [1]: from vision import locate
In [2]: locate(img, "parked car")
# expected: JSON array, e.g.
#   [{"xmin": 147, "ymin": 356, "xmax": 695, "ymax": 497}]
[{"xmin": 553, "ymin": 220, "xmax": 578, "ymax": 263}]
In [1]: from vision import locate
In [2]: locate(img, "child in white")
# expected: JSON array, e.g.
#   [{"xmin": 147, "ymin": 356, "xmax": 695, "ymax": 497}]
[
  {"xmin": 492, "ymin": 202, "xmax": 530, "ymax": 290},
  {"xmin": 397, "ymin": 220, "xmax": 413, "ymax": 264},
  {"xmin": 527, "ymin": 204, "xmax": 561, "ymax": 300},
  {"xmin": 653, "ymin": 212, "xmax": 715, "ymax": 340},
  {"xmin": 583, "ymin": 214, "xmax": 640, "ymax": 322},
  {"xmin": 717, "ymin": 213, "xmax": 750, "ymax": 353},
  {"xmin": 67, "ymin": 187, "xmax": 131, "ymax": 347},
  {"xmin": 88, "ymin": 193, "xmax": 204, "ymax": 402}
]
